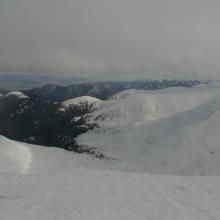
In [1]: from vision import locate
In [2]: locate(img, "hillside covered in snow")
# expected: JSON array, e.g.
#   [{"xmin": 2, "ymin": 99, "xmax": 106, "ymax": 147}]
[{"xmin": 77, "ymin": 86, "xmax": 220, "ymax": 175}]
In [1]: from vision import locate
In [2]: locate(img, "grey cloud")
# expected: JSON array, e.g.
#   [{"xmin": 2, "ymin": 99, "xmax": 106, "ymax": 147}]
[{"xmin": 1, "ymin": 0, "xmax": 220, "ymax": 79}]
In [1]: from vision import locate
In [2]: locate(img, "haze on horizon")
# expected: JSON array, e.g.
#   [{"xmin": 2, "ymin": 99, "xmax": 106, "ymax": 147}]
[{"xmin": 1, "ymin": 0, "xmax": 220, "ymax": 80}]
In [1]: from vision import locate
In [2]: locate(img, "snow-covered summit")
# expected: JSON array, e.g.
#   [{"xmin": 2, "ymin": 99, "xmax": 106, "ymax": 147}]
[
  {"xmin": 62, "ymin": 96, "xmax": 102, "ymax": 107},
  {"xmin": 4, "ymin": 91, "xmax": 29, "ymax": 100}
]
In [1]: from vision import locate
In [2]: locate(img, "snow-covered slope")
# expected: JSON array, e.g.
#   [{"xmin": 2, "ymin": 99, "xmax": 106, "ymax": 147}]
[
  {"xmin": 113, "ymin": 96, "xmax": 220, "ymax": 175},
  {"xmin": 77, "ymin": 87, "xmax": 220, "ymax": 175},
  {"xmin": 1, "ymin": 136, "xmax": 220, "ymax": 220},
  {"xmin": 62, "ymin": 96, "xmax": 102, "ymax": 107},
  {"xmin": 89, "ymin": 87, "xmax": 218, "ymax": 124}
]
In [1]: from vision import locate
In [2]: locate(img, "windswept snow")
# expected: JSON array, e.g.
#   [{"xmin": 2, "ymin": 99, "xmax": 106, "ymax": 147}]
[{"xmin": 62, "ymin": 96, "xmax": 102, "ymax": 107}]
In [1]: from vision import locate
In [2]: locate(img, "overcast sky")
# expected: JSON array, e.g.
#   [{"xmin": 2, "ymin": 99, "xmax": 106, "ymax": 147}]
[{"xmin": 1, "ymin": 0, "xmax": 220, "ymax": 79}]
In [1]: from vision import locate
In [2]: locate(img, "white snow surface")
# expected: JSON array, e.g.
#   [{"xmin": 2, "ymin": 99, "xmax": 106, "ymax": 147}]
[
  {"xmin": 77, "ymin": 87, "xmax": 220, "ymax": 175},
  {"xmin": 1, "ymin": 135, "xmax": 220, "ymax": 220},
  {"xmin": 62, "ymin": 96, "xmax": 102, "ymax": 107},
  {"xmin": 4, "ymin": 91, "xmax": 29, "ymax": 99}
]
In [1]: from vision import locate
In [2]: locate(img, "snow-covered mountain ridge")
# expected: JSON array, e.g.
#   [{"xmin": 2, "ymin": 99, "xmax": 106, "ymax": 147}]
[
  {"xmin": 62, "ymin": 96, "xmax": 102, "ymax": 108},
  {"xmin": 77, "ymin": 86, "xmax": 220, "ymax": 175},
  {"xmin": 90, "ymin": 87, "xmax": 219, "ymax": 123}
]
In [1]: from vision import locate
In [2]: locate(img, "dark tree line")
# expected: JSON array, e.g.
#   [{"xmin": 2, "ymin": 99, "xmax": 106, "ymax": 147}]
[{"xmin": 0, "ymin": 97, "xmax": 97, "ymax": 152}]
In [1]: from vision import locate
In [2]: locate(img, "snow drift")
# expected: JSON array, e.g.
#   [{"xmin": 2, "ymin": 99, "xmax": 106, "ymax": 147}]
[
  {"xmin": 0, "ymin": 136, "xmax": 32, "ymax": 174},
  {"xmin": 0, "ymin": 135, "xmax": 103, "ymax": 175}
]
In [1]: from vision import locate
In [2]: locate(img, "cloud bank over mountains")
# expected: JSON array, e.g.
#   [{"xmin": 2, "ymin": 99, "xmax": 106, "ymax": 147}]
[{"xmin": 1, "ymin": 0, "xmax": 220, "ymax": 79}]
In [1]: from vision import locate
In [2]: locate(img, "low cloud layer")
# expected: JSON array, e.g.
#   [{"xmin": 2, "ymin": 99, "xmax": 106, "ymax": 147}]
[{"xmin": 1, "ymin": 0, "xmax": 220, "ymax": 79}]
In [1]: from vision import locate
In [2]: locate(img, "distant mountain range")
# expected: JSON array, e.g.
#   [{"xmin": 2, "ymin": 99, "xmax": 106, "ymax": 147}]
[
  {"xmin": 21, "ymin": 80, "xmax": 201, "ymax": 101},
  {"xmin": 0, "ymin": 73, "xmax": 85, "ymax": 90}
]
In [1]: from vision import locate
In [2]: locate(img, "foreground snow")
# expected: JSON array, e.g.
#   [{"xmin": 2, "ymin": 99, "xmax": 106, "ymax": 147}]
[
  {"xmin": 0, "ymin": 136, "xmax": 220, "ymax": 220},
  {"xmin": 1, "ymin": 168, "xmax": 220, "ymax": 220}
]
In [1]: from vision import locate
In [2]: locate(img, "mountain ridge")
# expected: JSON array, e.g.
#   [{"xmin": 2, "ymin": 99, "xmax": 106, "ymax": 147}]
[
  {"xmin": 77, "ymin": 87, "xmax": 220, "ymax": 175},
  {"xmin": 22, "ymin": 80, "xmax": 201, "ymax": 101}
]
